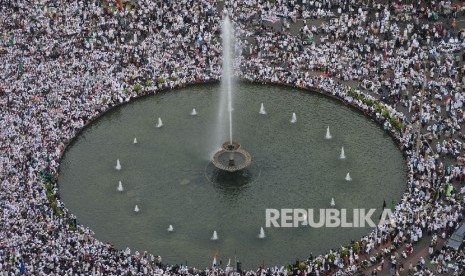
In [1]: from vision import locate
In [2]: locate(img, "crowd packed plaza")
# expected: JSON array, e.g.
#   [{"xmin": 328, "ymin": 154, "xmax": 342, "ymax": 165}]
[{"xmin": 2, "ymin": 0, "xmax": 465, "ymax": 275}]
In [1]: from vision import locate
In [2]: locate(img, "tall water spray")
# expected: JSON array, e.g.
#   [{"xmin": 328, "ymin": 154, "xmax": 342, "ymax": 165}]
[
  {"xmin": 224, "ymin": 17, "xmax": 233, "ymax": 144},
  {"xmin": 214, "ymin": 16, "xmax": 235, "ymax": 150},
  {"xmin": 209, "ymin": 16, "xmax": 252, "ymax": 172}
]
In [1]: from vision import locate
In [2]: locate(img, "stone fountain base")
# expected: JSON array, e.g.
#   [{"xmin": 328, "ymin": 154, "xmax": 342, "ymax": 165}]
[{"xmin": 211, "ymin": 141, "xmax": 252, "ymax": 172}]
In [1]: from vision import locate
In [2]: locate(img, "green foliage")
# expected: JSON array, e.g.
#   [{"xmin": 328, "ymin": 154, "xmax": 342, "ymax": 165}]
[
  {"xmin": 348, "ymin": 89, "xmax": 365, "ymax": 101},
  {"xmin": 46, "ymin": 191, "xmax": 54, "ymax": 202},
  {"xmin": 144, "ymin": 80, "xmax": 152, "ymax": 87},
  {"xmin": 157, "ymin": 77, "xmax": 165, "ymax": 84},
  {"xmin": 328, "ymin": 253, "xmax": 335, "ymax": 263},
  {"xmin": 348, "ymin": 89, "xmax": 357, "ymax": 98},
  {"xmin": 39, "ymin": 170, "xmax": 55, "ymax": 183},
  {"xmin": 50, "ymin": 201, "xmax": 63, "ymax": 216},
  {"xmin": 382, "ymin": 108, "xmax": 391, "ymax": 119},
  {"xmin": 134, "ymin": 83, "xmax": 142, "ymax": 94},
  {"xmin": 390, "ymin": 117, "xmax": 405, "ymax": 131},
  {"xmin": 374, "ymin": 102, "xmax": 383, "ymax": 113},
  {"xmin": 43, "ymin": 176, "xmax": 63, "ymax": 216},
  {"xmin": 341, "ymin": 247, "xmax": 349, "ymax": 257}
]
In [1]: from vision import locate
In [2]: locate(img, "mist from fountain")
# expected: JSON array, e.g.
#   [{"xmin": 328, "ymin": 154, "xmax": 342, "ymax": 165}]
[
  {"xmin": 191, "ymin": 108, "xmax": 197, "ymax": 116},
  {"xmin": 115, "ymin": 159, "xmax": 121, "ymax": 170},
  {"xmin": 330, "ymin": 198, "xmax": 335, "ymax": 206},
  {"xmin": 211, "ymin": 230, "xmax": 219, "ymax": 240},
  {"xmin": 134, "ymin": 205, "xmax": 140, "ymax": 213},
  {"xmin": 167, "ymin": 225, "xmax": 174, "ymax": 232},
  {"xmin": 133, "ymin": 137, "xmax": 138, "ymax": 144}
]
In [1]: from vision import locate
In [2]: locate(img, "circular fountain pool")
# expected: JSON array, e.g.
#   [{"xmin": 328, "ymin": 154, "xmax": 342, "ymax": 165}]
[{"xmin": 58, "ymin": 83, "xmax": 406, "ymax": 268}]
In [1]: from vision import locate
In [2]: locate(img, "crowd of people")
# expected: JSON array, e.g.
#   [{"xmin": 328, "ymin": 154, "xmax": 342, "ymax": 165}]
[{"xmin": 1, "ymin": 0, "xmax": 465, "ymax": 275}]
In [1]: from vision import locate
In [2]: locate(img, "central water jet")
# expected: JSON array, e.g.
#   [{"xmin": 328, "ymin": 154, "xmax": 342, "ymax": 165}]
[{"xmin": 211, "ymin": 16, "xmax": 252, "ymax": 173}]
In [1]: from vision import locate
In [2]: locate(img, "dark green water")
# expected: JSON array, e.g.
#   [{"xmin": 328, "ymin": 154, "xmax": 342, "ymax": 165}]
[{"xmin": 58, "ymin": 83, "xmax": 406, "ymax": 269}]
